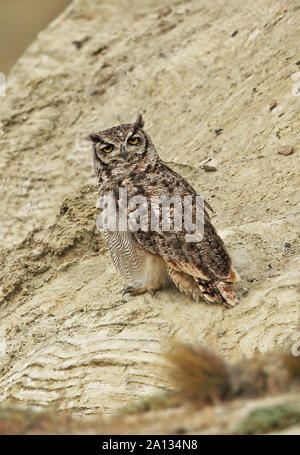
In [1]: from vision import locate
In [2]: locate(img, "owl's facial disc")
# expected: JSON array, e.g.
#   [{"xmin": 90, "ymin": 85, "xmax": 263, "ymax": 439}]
[{"xmin": 90, "ymin": 115, "xmax": 146, "ymax": 164}]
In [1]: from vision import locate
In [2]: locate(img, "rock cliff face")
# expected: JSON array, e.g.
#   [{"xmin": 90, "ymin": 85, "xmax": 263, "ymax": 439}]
[{"xmin": 0, "ymin": 0, "xmax": 299, "ymax": 414}]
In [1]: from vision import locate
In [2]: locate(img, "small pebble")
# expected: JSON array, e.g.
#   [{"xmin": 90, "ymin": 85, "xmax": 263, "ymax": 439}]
[
  {"xmin": 231, "ymin": 30, "xmax": 238, "ymax": 37},
  {"xmin": 89, "ymin": 89, "xmax": 100, "ymax": 96},
  {"xmin": 269, "ymin": 100, "xmax": 277, "ymax": 111},
  {"xmin": 200, "ymin": 164, "xmax": 217, "ymax": 172},
  {"xmin": 277, "ymin": 146, "xmax": 294, "ymax": 156},
  {"xmin": 72, "ymin": 36, "xmax": 90, "ymax": 49},
  {"xmin": 215, "ymin": 128, "xmax": 223, "ymax": 136},
  {"xmin": 92, "ymin": 45, "xmax": 107, "ymax": 56}
]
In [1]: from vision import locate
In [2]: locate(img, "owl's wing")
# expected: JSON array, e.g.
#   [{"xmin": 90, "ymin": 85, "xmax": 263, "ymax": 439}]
[
  {"xmin": 132, "ymin": 217, "xmax": 239, "ymax": 307},
  {"xmin": 131, "ymin": 160, "xmax": 233, "ymax": 281},
  {"xmin": 132, "ymin": 213, "xmax": 233, "ymax": 282}
]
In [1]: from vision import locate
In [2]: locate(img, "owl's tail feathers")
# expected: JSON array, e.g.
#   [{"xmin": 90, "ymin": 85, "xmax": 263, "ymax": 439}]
[
  {"xmin": 195, "ymin": 267, "xmax": 240, "ymax": 308},
  {"xmin": 196, "ymin": 279, "xmax": 239, "ymax": 307},
  {"xmin": 215, "ymin": 281, "xmax": 239, "ymax": 307},
  {"xmin": 167, "ymin": 263, "xmax": 240, "ymax": 307},
  {"xmin": 225, "ymin": 266, "xmax": 241, "ymax": 284}
]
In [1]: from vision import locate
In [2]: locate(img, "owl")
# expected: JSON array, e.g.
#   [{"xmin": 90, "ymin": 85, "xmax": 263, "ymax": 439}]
[{"xmin": 90, "ymin": 114, "xmax": 240, "ymax": 307}]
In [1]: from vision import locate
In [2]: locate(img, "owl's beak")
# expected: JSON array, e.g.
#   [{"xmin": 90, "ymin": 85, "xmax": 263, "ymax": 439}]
[{"xmin": 121, "ymin": 145, "xmax": 127, "ymax": 160}]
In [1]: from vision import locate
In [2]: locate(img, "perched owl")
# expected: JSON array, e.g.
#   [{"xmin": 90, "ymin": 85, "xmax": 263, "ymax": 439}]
[{"xmin": 90, "ymin": 115, "xmax": 240, "ymax": 307}]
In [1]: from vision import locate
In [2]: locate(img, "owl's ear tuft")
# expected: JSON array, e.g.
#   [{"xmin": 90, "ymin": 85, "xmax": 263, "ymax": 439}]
[
  {"xmin": 134, "ymin": 113, "xmax": 144, "ymax": 129},
  {"xmin": 89, "ymin": 133, "xmax": 101, "ymax": 143}
]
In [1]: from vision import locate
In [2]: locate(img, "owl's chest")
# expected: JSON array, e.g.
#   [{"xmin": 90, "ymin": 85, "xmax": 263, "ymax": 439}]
[{"xmin": 99, "ymin": 164, "xmax": 180, "ymax": 202}]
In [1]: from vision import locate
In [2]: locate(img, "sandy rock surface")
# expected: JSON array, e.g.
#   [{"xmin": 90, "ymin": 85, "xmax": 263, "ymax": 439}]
[{"xmin": 0, "ymin": 0, "xmax": 299, "ymax": 414}]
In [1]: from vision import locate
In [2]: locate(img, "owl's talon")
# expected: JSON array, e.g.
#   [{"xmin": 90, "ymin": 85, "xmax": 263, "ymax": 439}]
[
  {"xmin": 122, "ymin": 285, "xmax": 152, "ymax": 297},
  {"xmin": 150, "ymin": 289, "xmax": 156, "ymax": 297},
  {"xmin": 122, "ymin": 286, "xmax": 133, "ymax": 297}
]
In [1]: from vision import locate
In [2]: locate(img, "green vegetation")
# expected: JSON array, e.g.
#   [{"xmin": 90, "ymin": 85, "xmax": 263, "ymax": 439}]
[
  {"xmin": 121, "ymin": 393, "xmax": 173, "ymax": 415},
  {"xmin": 235, "ymin": 403, "xmax": 300, "ymax": 435}
]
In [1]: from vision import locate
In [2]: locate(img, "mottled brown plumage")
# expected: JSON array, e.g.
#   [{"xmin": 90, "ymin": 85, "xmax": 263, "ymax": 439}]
[{"xmin": 91, "ymin": 115, "xmax": 240, "ymax": 306}]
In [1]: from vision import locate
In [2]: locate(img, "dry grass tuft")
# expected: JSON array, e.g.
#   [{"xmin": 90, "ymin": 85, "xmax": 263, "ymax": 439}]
[
  {"xmin": 282, "ymin": 353, "xmax": 300, "ymax": 379},
  {"xmin": 165, "ymin": 344, "xmax": 231, "ymax": 404},
  {"xmin": 229, "ymin": 359, "xmax": 268, "ymax": 398}
]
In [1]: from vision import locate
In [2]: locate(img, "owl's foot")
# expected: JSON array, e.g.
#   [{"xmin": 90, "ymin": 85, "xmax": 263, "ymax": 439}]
[{"xmin": 122, "ymin": 285, "xmax": 157, "ymax": 297}]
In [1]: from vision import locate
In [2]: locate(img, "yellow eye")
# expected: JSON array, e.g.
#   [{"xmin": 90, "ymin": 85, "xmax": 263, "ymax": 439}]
[
  {"xmin": 128, "ymin": 136, "xmax": 139, "ymax": 145},
  {"xmin": 103, "ymin": 144, "xmax": 114, "ymax": 153}
]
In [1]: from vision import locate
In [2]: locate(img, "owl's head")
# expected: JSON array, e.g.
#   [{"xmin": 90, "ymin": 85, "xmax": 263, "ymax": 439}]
[{"xmin": 90, "ymin": 114, "xmax": 153, "ymax": 169}]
